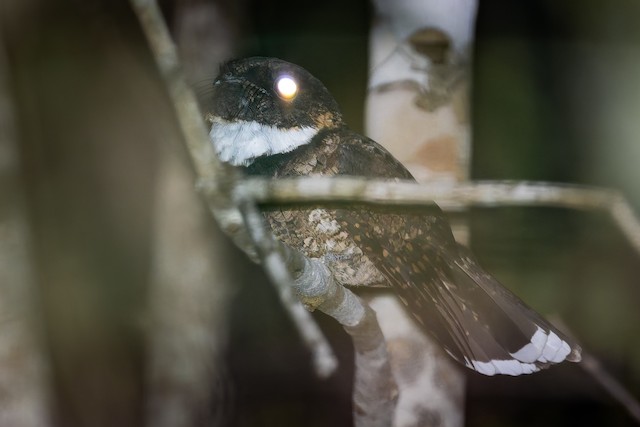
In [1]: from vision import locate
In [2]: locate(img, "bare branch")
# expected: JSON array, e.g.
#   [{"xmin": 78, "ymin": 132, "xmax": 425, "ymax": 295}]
[
  {"xmin": 236, "ymin": 196, "xmax": 397, "ymax": 425},
  {"xmin": 580, "ymin": 352, "xmax": 640, "ymax": 424},
  {"xmin": 129, "ymin": 0, "xmax": 337, "ymax": 384},
  {"xmin": 130, "ymin": 0, "xmax": 257, "ymax": 260},
  {"xmin": 610, "ymin": 197, "xmax": 640, "ymax": 256},
  {"xmin": 236, "ymin": 196, "xmax": 338, "ymax": 377},
  {"xmin": 346, "ymin": 306, "xmax": 398, "ymax": 427},
  {"xmin": 129, "ymin": 0, "xmax": 224, "ymax": 181},
  {"xmin": 229, "ymin": 177, "xmax": 640, "ymax": 254},
  {"xmin": 232, "ymin": 177, "xmax": 608, "ymax": 208}
]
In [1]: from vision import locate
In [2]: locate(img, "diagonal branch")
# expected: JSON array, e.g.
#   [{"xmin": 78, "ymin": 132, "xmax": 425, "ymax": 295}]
[
  {"xmin": 130, "ymin": 0, "xmax": 338, "ymax": 379},
  {"xmin": 236, "ymin": 196, "xmax": 338, "ymax": 378},
  {"xmin": 237, "ymin": 196, "xmax": 397, "ymax": 426},
  {"xmin": 130, "ymin": 0, "xmax": 256, "ymax": 259}
]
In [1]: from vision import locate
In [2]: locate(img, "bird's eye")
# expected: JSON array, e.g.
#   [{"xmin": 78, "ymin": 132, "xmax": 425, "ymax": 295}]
[{"xmin": 275, "ymin": 75, "xmax": 298, "ymax": 101}]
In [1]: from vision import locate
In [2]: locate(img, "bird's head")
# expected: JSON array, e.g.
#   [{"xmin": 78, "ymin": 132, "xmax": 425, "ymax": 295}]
[{"xmin": 206, "ymin": 57, "xmax": 343, "ymax": 166}]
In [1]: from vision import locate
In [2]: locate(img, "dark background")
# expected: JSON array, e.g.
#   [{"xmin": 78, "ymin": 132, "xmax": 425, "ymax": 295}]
[
  {"xmin": 217, "ymin": 1, "xmax": 640, "ymax": 426},
  {"xmin": 4, "ymin": 0, "xmax": 637, "ymax": 425}
]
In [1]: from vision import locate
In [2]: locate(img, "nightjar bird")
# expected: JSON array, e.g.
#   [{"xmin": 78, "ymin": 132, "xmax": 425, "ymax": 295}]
[{"xmin": 206, "ymin": 56, "xmax": 581, "ymax": 376}]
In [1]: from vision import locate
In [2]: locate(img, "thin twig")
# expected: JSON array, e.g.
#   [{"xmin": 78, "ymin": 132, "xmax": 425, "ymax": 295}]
[
  {"xmin": 233, "ymin": 177, "xmax": 612, "ymax": 209},
  {"xmin": 236, "ymin": 197, "xmax": 338, "ymax": 378},
  {"xmin": 130, "ymin": 0, "xmax": 336, "ymax": 377},
  {"xmin": 130, "ymin": 0, "xmax": 257, "ymax": 259},
  {"xmin": 227, "ymin": 177, "xmax": 640, "ymax": 255},
  {"xmin": 580, "ymin": 352, "xmax": 640, "ymax": 424},
  {"xmin": 610, "ymin": 196, "xmax": 640, "ymax": 256},
  {"xmin": 236, "ymin": 194, "xmax": 397, "ymax": 424},
  {"xmin": 130, "ymin": 0, "xmax": 224, "ymax": 181}
]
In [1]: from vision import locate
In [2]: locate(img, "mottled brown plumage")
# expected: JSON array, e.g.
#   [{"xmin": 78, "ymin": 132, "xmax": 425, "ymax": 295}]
[
  {"xmin": 248, "ymin": 128, "xmax": 415, "ymax": 288},
  {"xmin": 207, "ymin": 57, "xmax": 582, "ymax": 375}
]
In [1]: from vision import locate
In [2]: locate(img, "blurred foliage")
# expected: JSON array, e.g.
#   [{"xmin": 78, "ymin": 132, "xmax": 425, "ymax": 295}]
[{"xmin": 473, "ymin": 0, "xmax": 640, "ymax": 389}]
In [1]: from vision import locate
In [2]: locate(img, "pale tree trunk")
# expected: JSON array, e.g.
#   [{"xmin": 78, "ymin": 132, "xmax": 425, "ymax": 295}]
[
  {"xmin": 366, "ymin": 1, "xmax": 478, "ymax": 426},
  {"xmin": 4, "ymin": 1, "xmax": 186, "ymax": 425},
  {"xmin": 145, "ymin": 143, "xmax": 237, "ymax": 427},
  {"xmin": 143, "ymin": 2, "xmax": 241, "ymax": 426},
  {"xmin": 0, "ymin": 28, "xmax": 52, "ymax": 427}
]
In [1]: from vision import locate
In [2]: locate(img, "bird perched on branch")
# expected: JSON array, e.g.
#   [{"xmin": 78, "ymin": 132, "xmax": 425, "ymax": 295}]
[{"xmin": 206, "ymin": 56, "xmax": 581, "ymax": 376}]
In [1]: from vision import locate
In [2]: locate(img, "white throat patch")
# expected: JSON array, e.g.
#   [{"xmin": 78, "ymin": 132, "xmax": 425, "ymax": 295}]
[{"xmin": 209, "ymin": 117, "xmax": 318, "ymax": 166}]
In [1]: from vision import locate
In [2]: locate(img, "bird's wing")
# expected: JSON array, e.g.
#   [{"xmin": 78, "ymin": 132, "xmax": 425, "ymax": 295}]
[
  {"xmin": 333, "ymin": 133, "xmax": 581, "ymax": 375},
  {"xmin": 339, "ymin": 206, "xmax": 581, "ymax": 376}
]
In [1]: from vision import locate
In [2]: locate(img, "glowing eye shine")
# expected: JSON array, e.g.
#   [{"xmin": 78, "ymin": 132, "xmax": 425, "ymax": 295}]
[{"xmin": 276, "ymin": 75, "xmax": 298, "ymax": 100}]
